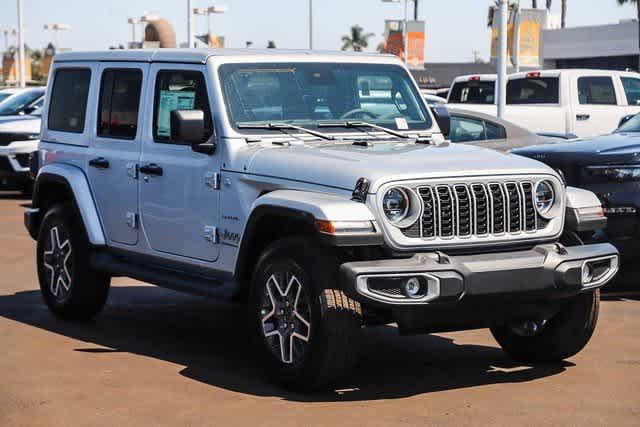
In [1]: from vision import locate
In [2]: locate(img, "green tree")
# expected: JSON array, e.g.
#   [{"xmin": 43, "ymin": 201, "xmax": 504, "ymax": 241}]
[
  {"xmin": 618, "ymin": 0, "xmax": 640, "ymax": 69},
  {"xmin": 341, "ymin": 25, "xmax": 374, "ymax": 52}
]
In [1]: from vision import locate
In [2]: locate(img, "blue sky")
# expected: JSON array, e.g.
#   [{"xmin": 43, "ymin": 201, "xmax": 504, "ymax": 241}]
[{"xmin": 0, "ymin": 0, "xmax": 636, "ymax": 62}]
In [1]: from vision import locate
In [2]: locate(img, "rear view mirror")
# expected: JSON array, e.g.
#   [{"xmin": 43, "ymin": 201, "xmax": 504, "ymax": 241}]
[
  {"xmin": 430, "ymin": 106, "xmax": 451, "ymax": 138},
  {"xmin": 170, "ymin": 110, "xmax": 216, "ymax": 154}
]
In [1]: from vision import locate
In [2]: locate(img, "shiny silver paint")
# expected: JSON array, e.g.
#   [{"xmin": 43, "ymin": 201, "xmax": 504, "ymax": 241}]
[{"xmin": 37, "ymin": 49, "xmax": 574, "ymax": 283}]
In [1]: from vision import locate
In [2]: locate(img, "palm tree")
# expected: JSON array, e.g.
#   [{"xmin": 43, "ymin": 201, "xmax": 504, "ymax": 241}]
[
  {"xmin": 561, "ymin": 0, "xmax": 567, "ymax": 28},
  {"xmin": 341, "ymin": 25, "xmax": 374, "ymax": 52},
  {"xmin": 532, "ymin": 0, "xmax": 538, "ymax": 7},
  {"xmin": 617, "ymin": 0, "xmax": 640, "ymax": 69}
]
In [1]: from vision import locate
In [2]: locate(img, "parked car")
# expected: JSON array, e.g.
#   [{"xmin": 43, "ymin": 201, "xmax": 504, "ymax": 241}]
[
  {"xmin": 0, "ymin": 138, "xmax": 37, "ymax": 195},
  {"xmin": 420, "ymin": 90, "xmax": 447, "ymax": 106},
  {"xmin": 433, "ymin": 106, "xmax": 561, "ymax": 152},
  {"xmin": 0, "ymin": 87, "xmax": 45, "ymax": 116},
  {"xmin": 513, "ymin": 113, "xmax": 640, "ymax": 256},
  {"xmin": 447, "ymin": 70, "xmax": 640, "ymax": 138},
  {"xmin": 0, "ymin": 101, "xmax": 42, "ymax": 145},
  {"xmin": 24, "ymin": 49, "xmax": 618, "ymax": 390},
  {"xmin": 0, "ymin": 87, "xmax": 25, "ymax": 103}
]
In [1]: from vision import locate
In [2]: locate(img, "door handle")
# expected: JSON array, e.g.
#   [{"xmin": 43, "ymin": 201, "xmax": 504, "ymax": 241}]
[
  {"xmin": 89, "ymin": 157, "xmax": 110, "ymax": 169},
  {"xmin": 576, "ymin": 114, "xmax": 591, "ymax": 121},
  {"xmin": 139, "ymin": 163, "xmax": 163, "ymax": 176}
]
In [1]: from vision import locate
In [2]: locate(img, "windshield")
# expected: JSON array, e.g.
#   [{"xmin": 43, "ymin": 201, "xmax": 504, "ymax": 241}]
[
  {"xmin": 448, "ymin": 80, "xmax": 495, "ymax": 104},
  {"xmin": 0, "ymin": 89, "xmax": 44, "ymax": 115},
  {"xmin": 616, "ymin": 114, "xmax": 640, "ymax": 133},
  {"xmin": 219, "ymin": 62, "xmax": 432, "ymax": 133},
  {"xmin": 0, "ymin": 92, "xmax": 12, "ymax": 103}
]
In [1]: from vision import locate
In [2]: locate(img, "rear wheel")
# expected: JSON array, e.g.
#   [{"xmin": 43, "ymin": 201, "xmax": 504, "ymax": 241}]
[
  {"xmin": 491, "ymin": 290, "xmax": 600, "ymax": 362},
  {"xmin": 249, "ymin": 237, "xmax": 362, "ymax": 390},
  {"xmin": 37, "ymin": 203, "xmax": 110, "ymax": 320}
]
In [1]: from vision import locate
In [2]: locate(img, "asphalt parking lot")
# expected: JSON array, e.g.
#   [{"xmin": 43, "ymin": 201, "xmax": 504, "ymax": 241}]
[{"xmin": 1, "ymin": 192, "xmax": 639, "ymax": 426}]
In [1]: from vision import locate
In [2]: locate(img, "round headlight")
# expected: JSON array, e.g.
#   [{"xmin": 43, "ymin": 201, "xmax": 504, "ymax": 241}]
[
  {"xmin": 383, "ymin": 187, "xmax": 409, "ymax": 224},
  {"xmin": 535, "ymin": 180, "xmax": 555, "ymax": 217}
]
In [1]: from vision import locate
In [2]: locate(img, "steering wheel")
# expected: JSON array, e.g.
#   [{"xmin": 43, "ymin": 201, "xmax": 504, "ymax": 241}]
[{"xmin": 340, "ymin": 108, "xmax": 379, "ymax": 120}]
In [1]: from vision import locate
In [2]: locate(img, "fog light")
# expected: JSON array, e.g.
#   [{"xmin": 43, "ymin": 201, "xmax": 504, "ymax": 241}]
[{"xmin": 402, "ymin": 277, "xmax": 422, "ymax": 298}]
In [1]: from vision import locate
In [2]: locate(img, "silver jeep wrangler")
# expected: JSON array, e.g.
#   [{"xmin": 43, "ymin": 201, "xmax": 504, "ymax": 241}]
[{"xmin": 25, "ymin": 49, "xmax": 619, "ymax": 390}]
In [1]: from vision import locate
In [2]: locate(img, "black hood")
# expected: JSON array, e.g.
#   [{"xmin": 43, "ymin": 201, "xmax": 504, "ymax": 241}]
[{"xmin": 513, "ymin": 133, "xmax": 640, "ymax": 166}]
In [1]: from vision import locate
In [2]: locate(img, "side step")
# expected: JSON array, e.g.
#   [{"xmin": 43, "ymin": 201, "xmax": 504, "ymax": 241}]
[{"xmin": 91, "ymin": 251, "xmax": 237, "ymax": 300}]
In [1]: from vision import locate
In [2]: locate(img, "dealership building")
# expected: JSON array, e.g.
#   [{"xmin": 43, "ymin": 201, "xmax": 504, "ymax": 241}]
[{"xmin": 541, "ymin": 20, "xmax": 639, "ymax": 70}]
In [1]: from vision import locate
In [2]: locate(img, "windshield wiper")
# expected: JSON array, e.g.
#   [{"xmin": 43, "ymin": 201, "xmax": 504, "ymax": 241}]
[
  {"xmin": 237, "ymin": 122, "xmax": 335, "ymax": 141},
  {"xmin": 317, "ymin": 121, "xmax": 410, "ymax": 139}
]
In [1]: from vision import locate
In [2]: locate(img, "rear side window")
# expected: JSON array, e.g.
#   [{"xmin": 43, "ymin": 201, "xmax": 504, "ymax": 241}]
[
  {"xmin": 507, "ymin": 77, "xmax": 559, "ymax": 104},
  {"xmin": 153, "ymin": 70, "xmax": 213, "ymax": 143},
  {"xmin": 449, "ymin": 81, "xmax": 495, "ymax": 104},
  {"xmin": 48, "ymin": 69, "xmax": 91, "ymax": 133},
  {"xmin": 97, "ymin": 69, "xmax": 143, "ymax": 139},
  {"xmin": 621, "ymin": 77, "xmax": 640, "ymax": 106},
  {"xmin": 450, "ymin": 115, "xmax": 506, "ymax": 143},
  {"xmin": 578, "ymin": 77, "xmax": 617, "ymax": 105}
]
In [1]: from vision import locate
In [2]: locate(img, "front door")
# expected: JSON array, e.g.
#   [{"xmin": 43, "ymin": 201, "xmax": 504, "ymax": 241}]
[
  {"xmin": 138, "ymin": 64, "xmax": 220, "ymax": 262},
  {"xmin": 87, "ymin": 63, "xmax": 148, "ymax": 245}
]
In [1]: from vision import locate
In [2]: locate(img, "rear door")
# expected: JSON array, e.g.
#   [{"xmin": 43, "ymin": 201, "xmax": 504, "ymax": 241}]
[
  {"xmin": 573, "ymin": 75, "xmax": 622, "ymax": 137},
  {"xmin": 87, "ymin": 63, "xmax": 147, "ymax": 245}
]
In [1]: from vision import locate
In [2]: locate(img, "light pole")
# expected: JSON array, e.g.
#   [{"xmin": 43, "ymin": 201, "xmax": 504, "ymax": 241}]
[
  {"xmin": 127, "ymin": 18, "xmax": 140, "ymax": 46},
  {"xmin": 193, "ymin": 5, "xmax": 227, "ymax": 46},
  {"xmin": 187, "ymin": 0, "xmax": 194, "ymax": 48},
  {"xmin": 309, "ymin": 0, "xmax": 313, "ymax": 50},
  {"xmin": 382, "ymin": 0, "xmax": 411, "ymax": 64},
  {"xmin": 17, "ymin": 0, "xmax": 25, "ymax": 88},
  {"xmin": 496, "ymin": 0, "xmax": 508, "ymax": 119},
  {"xmin": 44, "ymin": 24, "xmax": 70, "ymax": 50}
]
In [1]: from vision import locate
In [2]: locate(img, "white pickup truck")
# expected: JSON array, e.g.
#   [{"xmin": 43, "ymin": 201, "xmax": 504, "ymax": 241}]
[{"xmin": 447, "ymin": 69, "xmax": 640, "ymax": 138}]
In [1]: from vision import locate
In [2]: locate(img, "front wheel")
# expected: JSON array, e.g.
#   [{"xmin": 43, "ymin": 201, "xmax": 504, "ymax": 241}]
[
  {"xmin": 249, "ymin": 237, "xmax": 362, "ymax": 390},
  {"xmin": 491, "ymin": 289, "xmax": 600, "ymax": 362}
]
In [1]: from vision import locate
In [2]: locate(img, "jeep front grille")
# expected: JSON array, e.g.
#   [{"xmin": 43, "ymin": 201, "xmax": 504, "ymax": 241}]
[{"xmin": 403, "ymin": 181, "xmax": 540, "ymax": 240}]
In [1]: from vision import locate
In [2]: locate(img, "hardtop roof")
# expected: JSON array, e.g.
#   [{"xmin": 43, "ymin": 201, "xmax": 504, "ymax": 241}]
[{"xmin": 54, "ymin": 48, "xmax": 399, "ymax": 65}]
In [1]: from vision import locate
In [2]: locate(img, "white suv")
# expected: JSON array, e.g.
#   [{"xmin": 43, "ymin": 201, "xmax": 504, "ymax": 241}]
[{"xmin": 24, "ymin": 49, "xmax": 619, "ymax": 390}]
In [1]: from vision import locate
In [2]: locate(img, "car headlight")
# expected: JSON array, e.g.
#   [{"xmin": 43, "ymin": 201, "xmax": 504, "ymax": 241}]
[
  {"xmin": 382, "ymin": 187, "xmax": 422, "ymax": 228},
  {"xmin": 383, "ymin": 187, "xmax": 409, "ymax": 224},
  {"xmin": 584, "ymin": 165, "xmax": 640, "ymax": 182},
  {"xmin": 535, "ymin": 180, "xmax": 555, "ymax": 218}
]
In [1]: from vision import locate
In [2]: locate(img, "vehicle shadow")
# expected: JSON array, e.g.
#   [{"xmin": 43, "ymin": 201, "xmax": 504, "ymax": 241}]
[
  {"xmin": 0, "ymin": 285, "xmax": 572, "ymax": 402},
  {"xmin": 0, "ymin": 191, "xmax": 29, "ymax": 200}
]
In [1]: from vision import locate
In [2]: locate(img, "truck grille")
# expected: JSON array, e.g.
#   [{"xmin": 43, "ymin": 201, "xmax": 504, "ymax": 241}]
[
  {"xmin": 0, "ymin": 156, "xmax": 11, "ymax": 172},
  {"xmin": 404, "ymin": 181, "xmax": 540, "ymax": 240}
]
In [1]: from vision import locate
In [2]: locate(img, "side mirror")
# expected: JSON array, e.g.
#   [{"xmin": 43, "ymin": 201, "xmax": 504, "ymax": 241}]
[
  {"xmin": 170, "ymin": 109, "xmax": 216, "ymax": 154},
  {"xmin": 617, "ymin": 114, "xmax": 635, "ymax": 130},
  {"xmin": 23, "ymin": 106, "xmax": 37, "ymax": 115},
  {"xmin": 430, "ymin": 106, "xmax": 450, "ymax": 138}
]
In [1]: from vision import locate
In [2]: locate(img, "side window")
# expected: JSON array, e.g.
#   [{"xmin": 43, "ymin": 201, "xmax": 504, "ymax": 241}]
[
  {"xmin": 153, "ymin": 70, "xmax": 213, "ymax": 143},
  {"xmin": 621, "ymin": 77, "xmax": 640, "ymax": 106},
  {"xmin": 48, "ymin": 68, "xmax": 91, "ymax": 133},
  {"xmin": 578, "ymin": 77, "xmax": 617, "ymax": 105},
  {"xmin": 97, "ymin": 69, "xmax": 143, "ymax": 139},
  {"xmin": 485, "ymin": 120, "xmax": 506, "ymax": 140},
  {"xmin": 450, "ymin": 116, "xmax": 486, "ymax": 143}
]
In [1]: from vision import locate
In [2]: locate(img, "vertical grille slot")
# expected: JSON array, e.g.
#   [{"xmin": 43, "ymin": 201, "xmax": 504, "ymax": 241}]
[
  {"xmin": 520, "ymin": 182, "xmax": 537, "ymax": 231},
  {"xmin": 488, "ymin": 183, "xmax": 506, "ymax": 234},
  {"xmin": 418, "ymin": 187, "xmax": 437, "ymax": 238},
  {"xmin": 435, "ymin": 185, "xmax": 455, "ymax": 237},
  {"xmin": 454, "ymin": 185, "xmax": 472, "ymax": 236},
  {"xmin": 505, "ymin": 183, "xmax": 522, "ymax": 233},
  {"xmin": 471, "ymin": 184, "xmax": 489, "ymax": 235}
]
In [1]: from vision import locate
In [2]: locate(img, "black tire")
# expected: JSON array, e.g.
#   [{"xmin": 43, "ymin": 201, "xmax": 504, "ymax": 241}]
[
  {"xmin": 249, "ymin": 236, "xmax": 362, "ymax": 390},
  {"xmin": 37, "ymin": 203, "xmax": 110, "ymax": 320},
  {"xmin": 491, "ymin": 289, "xmax": 600, "ymax": 362}
]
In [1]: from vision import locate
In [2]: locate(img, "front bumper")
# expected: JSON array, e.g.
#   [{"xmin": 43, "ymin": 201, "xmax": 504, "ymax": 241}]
[{"xmin": 341, "ymin": 243, "xmax": 619, "ymax": 307}]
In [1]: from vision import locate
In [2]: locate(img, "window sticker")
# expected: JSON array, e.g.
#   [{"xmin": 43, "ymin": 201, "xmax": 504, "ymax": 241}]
[
  {"xmin": 395, "ymin": 117, "xmax": 409, "ymax": 130},
  {"xmin": 157, "ymin": 90, "xmax": 196, "ymax": 137}
]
